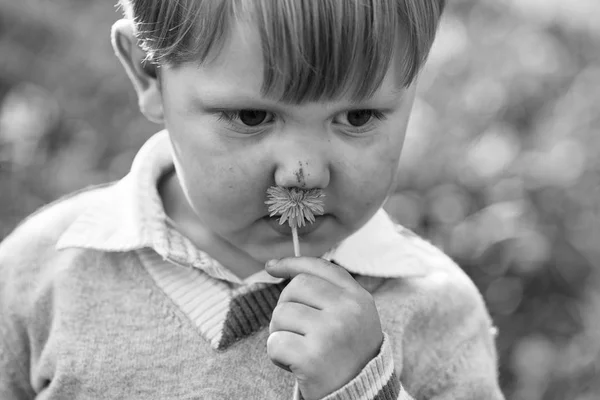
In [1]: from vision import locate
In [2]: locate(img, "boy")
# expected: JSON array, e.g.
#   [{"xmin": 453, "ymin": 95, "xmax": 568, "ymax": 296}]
[{"xmin": 0, "ymin": 1, "xmax": 504, "ymax": 399}]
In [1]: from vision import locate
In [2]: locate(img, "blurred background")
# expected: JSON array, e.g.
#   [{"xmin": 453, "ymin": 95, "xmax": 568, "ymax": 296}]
[{"xmin": 0, "ymin": 0, "xmax": 599, "ymax": 398}]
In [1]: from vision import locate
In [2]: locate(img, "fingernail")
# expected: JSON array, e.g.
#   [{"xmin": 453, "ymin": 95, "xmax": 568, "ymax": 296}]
[{"xmin": 265, "ymin": 259, "xmax": 279, "ymax": 269}]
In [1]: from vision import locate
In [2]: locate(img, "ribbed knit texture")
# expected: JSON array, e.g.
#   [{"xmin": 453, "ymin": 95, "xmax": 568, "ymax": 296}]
[
  {"xmin": 141, "ymin": 248, "xmax": 288, "ymax": 350},
  {"xmin": 141, "ymin": 249, "xmax": 233, "ymax": 347},
  {"xmin": 218, "ymin": 282, "xmax": 288, "ymax": 350},
  {"xmin": 316, "ymin": 333, "xmax": 404, "ymax": 400}
]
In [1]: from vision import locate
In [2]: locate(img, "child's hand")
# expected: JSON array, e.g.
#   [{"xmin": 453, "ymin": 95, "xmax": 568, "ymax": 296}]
[{"xmin": 266, "ymin": 257, "xmax": 384, "ymax": 400}]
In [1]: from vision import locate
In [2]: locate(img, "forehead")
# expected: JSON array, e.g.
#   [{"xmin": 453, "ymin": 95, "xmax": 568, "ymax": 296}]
[
  {"xmin": 166, "ymin": 18, "xmax": 407, "ymax": 104},
  {"xmin": 201, "ymin": 20, "xmax": 265, "ymax": 98}
]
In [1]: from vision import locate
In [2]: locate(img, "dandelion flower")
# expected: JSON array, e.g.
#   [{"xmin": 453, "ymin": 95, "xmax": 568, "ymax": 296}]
[{"xmin": 265, "ymin": 186, "xmax": 325, "ymax": 256}]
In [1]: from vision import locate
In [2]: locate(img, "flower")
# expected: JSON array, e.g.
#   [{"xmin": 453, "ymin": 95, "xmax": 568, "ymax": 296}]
[{"xmin": 265, "ymin": 186, "xmax": 326, "ymax": 229}]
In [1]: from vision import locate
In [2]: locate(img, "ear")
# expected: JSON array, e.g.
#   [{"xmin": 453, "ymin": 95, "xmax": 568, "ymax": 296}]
[{"xmin": 111, "ymin": 19, "xmax": 164, "ymax": 124}]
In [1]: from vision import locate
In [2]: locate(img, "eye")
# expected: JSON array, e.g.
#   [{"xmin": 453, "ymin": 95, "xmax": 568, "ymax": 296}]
[
  {"xmin": 333, "ymin": 109, "xmax": 386, "ymax": 134},
  {"xmin": 216, "ymin": 109, "xmax": 276, "ymax": 135},
  {"xmin": 346, "ymin": 110, "xmax": 374, "ymax": 127},
  {"xmin": 239, "ymin": 110, "xmax": 270, "ymax": 126}
]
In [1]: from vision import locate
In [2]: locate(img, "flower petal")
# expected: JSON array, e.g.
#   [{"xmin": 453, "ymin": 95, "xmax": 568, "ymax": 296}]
[{"xmin": 265, "ymin": 186, "xmax": 326, "ymax": 229}]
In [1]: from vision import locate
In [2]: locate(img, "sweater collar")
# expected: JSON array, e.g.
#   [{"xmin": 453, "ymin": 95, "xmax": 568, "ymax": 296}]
[{"xmin": 56, "ymin": 130, "xmax": 442, "ymax": 283}]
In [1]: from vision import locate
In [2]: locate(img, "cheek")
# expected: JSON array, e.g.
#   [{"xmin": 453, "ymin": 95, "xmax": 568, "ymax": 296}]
[
  {"xmin": 178, "ymin": 153, "xmax": 251, "ymax": 203},
  {"xmin": 341, "ymin": 134, "xmax": 404, "ymax": 214},
  {"xmin": 169, "ymin": 120, "xmax": 243, "ymax": 188},
  {"xmin": 169, "ymin": 132, "xmax": 270, "ymax": 225},
  {"xmin": 359, "ymin": 158, "xmax": 397, "ymax": 205},
  {"xmin": 375, "ymin": 126, "xmax": 407, "ymax": 186},
  {"xmin": 365, "ymin": 131, "xmax": 404, "ymax": 182}
]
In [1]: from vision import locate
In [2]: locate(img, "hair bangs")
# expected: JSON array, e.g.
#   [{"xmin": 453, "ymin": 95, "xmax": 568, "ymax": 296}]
[
  {"xmin": 122, "ymin": 0, "xmax": 234, "ymax": 66},
  {"xmin": 119, "ymin": 0, "xmax": 446, "ymax": 101},
  {"xmin": 238, "ymin": 0, "xmax": 399, "ymax": 104}
]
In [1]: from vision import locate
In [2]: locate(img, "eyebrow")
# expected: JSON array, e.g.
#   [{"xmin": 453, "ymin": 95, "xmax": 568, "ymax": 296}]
[
  {"xmin": 188, "ymin": 93, "xmax": 284, "ymax": 113},
  {"xmin": 186, "ymin": 87, "xmax": 405, "ymax": 114}
]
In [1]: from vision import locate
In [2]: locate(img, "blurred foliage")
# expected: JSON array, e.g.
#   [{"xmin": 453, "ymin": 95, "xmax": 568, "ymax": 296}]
[{"xmin": 1, "ymin": 0, "xmax": 599, "ymax": 399}]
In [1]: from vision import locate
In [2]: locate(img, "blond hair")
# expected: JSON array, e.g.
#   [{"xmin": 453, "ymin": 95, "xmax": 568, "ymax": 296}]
[{"xmin": 118, "ymin": 0, "xmax": 445, "ymax": 103}]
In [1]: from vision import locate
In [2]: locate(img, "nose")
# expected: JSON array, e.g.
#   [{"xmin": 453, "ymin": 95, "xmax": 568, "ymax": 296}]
[{"xmin": 272, "ymin": 138, "xmax": 330, "ymax": 190}]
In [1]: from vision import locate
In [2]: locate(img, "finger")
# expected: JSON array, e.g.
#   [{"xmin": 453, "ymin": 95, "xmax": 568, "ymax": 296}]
[
  {"xmin": 267, "ymin": 331, "xmax": 306, "ymax": 372},
  {"xmin": 269, "ymin": 301, "xmax": 320, "ymax": 335},
  {"xmin": 278, "ymin": 273, "xmax": 344, "ymax": 309},
  {"xmin": 266, "ymin": 257, "xmax": 359, "ymax": 291}
]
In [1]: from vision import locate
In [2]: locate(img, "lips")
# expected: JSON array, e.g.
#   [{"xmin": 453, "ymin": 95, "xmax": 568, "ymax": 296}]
[{"xmin": 264, "ymin": 214, "xmax": 329, "ymax": 236}]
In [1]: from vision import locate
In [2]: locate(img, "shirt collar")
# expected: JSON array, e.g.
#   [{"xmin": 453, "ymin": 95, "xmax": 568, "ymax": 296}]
[{"xmin": 57, "ymin": 130, "xmax": 442, "ymax": 284}]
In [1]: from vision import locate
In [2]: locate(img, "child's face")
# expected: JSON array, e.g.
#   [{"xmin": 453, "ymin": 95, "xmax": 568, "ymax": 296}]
[{"xmin": 159, "ymin": 20, "xmax": 416, "ymax": 263}]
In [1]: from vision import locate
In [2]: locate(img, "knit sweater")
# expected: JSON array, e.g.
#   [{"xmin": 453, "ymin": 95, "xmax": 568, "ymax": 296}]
[{"xmin": 0, "ymin": 132, "xmax": 504, "ymax": 400}]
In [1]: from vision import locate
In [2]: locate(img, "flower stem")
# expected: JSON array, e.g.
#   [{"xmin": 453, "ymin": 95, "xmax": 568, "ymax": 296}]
[{"xmin": 292, "ymin": 226, "xmax": 300, "ymax": 257}]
